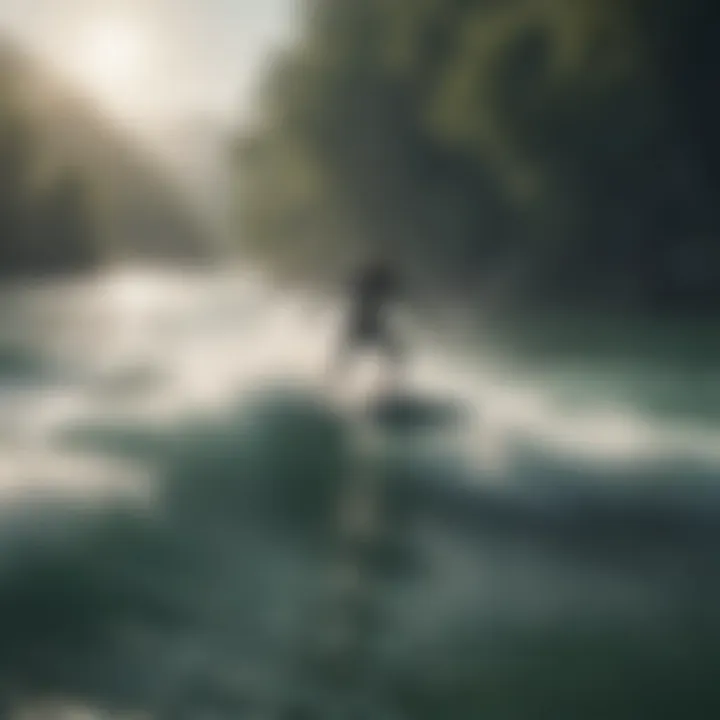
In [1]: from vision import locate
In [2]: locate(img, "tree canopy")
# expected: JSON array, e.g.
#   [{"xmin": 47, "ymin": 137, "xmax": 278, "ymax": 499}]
[{"xmin": 235, "ymin": 0, "xmax": 720, "ymax": 316}]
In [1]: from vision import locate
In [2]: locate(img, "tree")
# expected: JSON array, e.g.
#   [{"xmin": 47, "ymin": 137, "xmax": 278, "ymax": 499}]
[{"xmin": 235, "ymin": 0, "xmax": 720, "ymax": 316}]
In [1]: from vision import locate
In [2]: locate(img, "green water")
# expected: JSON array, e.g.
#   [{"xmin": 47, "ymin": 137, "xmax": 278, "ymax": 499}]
[
  {"xmin": 485, "ymin": 313, "xmax": 720, "ymax": 422},
  {"xmin": 0, "ymin": 271, "xmax": 718, "ymax": 718}
]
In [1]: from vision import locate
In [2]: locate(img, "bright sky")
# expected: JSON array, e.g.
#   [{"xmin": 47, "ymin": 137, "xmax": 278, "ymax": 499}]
[{"xmin": 0, "ymin": 0, "xmax": 295, "ymax": 130}]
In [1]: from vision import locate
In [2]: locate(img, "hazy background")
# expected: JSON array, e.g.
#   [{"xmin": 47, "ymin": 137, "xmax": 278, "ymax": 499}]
[{"xmin": 0, "ymin": 1, "xmax": 719, "ymax": 718}]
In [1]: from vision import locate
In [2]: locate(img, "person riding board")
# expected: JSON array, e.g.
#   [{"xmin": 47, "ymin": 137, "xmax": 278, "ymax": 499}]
[{"xmin": 331, "ymin": 255, "xmax": 404, "ymax": 390}]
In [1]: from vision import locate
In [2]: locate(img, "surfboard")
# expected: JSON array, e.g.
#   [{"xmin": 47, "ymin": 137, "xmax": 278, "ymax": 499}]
[{"xmin": 365, "ymin": 391, "xmax": 467, "ymax": 434}]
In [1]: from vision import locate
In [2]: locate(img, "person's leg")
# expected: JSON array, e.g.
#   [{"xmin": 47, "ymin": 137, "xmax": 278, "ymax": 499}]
[
  {"xmin": 378, "ymin": 327, "xmax": 404, "ymax": 394},
  {"xmin": 328, "ymin": 333, "xmax": 351, "ymax": 385},
  {"xmin": 328, "ymin": 318, "xmax": 364, "ymax": 389}
]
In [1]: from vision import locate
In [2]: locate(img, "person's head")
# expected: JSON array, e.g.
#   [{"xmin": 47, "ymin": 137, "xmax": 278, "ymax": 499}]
[{"xmin": 365, "ymin": 250, "xmax": 392, "ymax": 274}]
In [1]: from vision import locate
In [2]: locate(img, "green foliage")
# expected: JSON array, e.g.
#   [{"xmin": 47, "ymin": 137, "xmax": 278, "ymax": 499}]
[{"xmin": 236, "ymin": 0, "xmax": 720, "ymax": 314}]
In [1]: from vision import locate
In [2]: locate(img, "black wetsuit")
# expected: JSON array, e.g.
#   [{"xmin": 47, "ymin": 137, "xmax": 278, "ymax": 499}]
[{"xmin": 346, "ymin": 262, "xmax": 401, "ymax": 355}]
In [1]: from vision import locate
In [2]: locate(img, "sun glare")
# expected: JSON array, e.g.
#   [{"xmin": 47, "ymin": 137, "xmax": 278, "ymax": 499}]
[{"xmin": 71, "ymin": 16, "xmax": 151, "ymax": 114}]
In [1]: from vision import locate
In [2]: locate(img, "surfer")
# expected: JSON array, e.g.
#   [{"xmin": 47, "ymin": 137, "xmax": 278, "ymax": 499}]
[{"xmin": 330, "ymin": 255, "xmax": 405, "ymax": 390}]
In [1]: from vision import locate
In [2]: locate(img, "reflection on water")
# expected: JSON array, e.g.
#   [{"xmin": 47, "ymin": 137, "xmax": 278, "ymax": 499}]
[{"xmin": 0, "ymin": 268, "xmax": 719, "ymax": 718}]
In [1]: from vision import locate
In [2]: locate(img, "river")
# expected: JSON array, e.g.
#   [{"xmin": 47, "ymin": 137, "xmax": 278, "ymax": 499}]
[{"xmin": 1, "ymin": 267, "xmax": 719, "ymax": 718}]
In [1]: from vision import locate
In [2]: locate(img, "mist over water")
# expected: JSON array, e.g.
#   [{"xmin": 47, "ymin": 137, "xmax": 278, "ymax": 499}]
[
  {"xmin": 2, "ymin": 0, "xmax": 720, "ymax": 714},
  {"xmin": 1, "ymin": 268, "xmax": 719, "ymax": 718}
]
